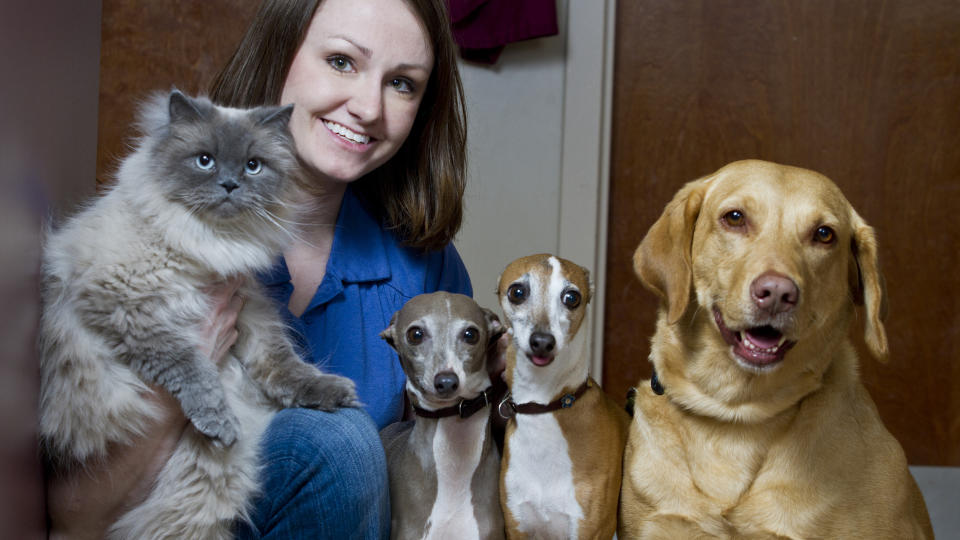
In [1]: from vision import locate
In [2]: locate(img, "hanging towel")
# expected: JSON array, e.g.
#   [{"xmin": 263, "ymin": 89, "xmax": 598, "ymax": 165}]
[{"xmin": 448, "ymin": 0, "xmax": 559, "ymax": 64}]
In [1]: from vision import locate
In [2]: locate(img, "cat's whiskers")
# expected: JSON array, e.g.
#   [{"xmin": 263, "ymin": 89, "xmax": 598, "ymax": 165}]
[{"xmin": 250, "ymin": 206, "xmax": 324, "ymax": 251}]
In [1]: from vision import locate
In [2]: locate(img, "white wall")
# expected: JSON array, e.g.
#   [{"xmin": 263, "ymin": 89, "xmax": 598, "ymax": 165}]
[
  {"xmin": 455, "ymin": 0, "xmax": 616, "ymax": 379},
  {"xmin": 458, "ymin": 35, "xmax": 566, "ymax": 298}
]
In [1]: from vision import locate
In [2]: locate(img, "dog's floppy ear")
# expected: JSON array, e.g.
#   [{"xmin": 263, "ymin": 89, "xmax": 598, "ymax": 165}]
[
  {"xmin": 849, "ymin": 210, "xmax": 889, "ymax": 361},
  {"xmin": 634, "ymin": 178, "xmax": 708, "ymax": 324},
  {"xmin": 482, "ymin": 308, "xmax": 505, "ymax": 346},
  {"xmin": 379, "ymin": 311, "xmax": 400, "ymax": 351}
]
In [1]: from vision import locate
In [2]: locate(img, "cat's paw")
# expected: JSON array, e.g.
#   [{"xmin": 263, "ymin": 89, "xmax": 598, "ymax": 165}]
[
  {"xmin": 190, "ymin": 410, "xmax": 239, "ymax": 447},
  {"xmin": 294, "ymin": 374, "xmax": 360, "ymax": 411}
]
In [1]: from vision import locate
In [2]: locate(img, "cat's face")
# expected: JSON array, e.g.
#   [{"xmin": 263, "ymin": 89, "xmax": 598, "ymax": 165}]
[{"xmin": 150, "ymin": 92, "xmax": 298, "ymax": 223}]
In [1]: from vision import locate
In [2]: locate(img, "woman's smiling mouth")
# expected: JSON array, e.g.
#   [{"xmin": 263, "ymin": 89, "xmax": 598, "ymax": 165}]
[{"xmin": 323, "ymin": 120, "xmax": 371, "ymax": 144}]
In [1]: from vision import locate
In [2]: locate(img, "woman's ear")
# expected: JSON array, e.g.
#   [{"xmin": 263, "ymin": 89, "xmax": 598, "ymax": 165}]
[
  {"xmin": 849, "ymin": 210, "xmax": 889, "ymax": 361},
  {"xmin": 634, "ymin": 178, "xmax": 708, "ymax": 324}
]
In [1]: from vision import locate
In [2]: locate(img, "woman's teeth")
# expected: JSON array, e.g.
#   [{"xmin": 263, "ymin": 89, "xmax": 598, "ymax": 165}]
[{"xmin": 324, "ymin": 121, "xmax": 370, "ymax": 144}]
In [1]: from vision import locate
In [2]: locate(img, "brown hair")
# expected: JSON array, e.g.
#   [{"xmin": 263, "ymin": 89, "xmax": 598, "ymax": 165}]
[{"xmin": 209, "ymin": 0, "xmax": 466, "ymax": 250}]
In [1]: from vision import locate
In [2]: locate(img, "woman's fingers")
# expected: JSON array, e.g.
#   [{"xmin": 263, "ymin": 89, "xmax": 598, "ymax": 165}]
[{"xmin": 199, "ymin": 276, "xmax": 246, "ymax": 365}]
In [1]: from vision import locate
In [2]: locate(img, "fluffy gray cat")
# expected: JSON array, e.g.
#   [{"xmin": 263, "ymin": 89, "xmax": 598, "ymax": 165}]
[{"xmin": 39, "ymin": 90, "xmax": 358, "ymax": 539}]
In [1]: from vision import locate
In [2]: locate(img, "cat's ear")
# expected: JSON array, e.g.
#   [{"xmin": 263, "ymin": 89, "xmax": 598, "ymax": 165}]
[
  {"xmin": 168, "ymin": 90, "xmax": 204, "ymax": 124},
  {"xmin": 257, "ymin": 104, "xmax": 294, "ymax": 129}
]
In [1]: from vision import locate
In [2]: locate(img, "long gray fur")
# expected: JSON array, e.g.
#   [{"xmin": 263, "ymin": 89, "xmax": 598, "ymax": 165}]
[{"xmin": 38, "ymin": 90, "xmax": 357, "ymax": 539}]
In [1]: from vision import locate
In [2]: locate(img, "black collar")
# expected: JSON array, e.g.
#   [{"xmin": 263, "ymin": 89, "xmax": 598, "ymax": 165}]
[
  {"xmin": 497, "ymin": 379, "xmax": 592, "ymax": 419},
  {"xmin": 625, "ymin": 369, "xmax": 664, "ymax": 418},
  {"xmin": 650, "ymin": 367, "xmax": 665, "ymax": 395},
  {"xmin": 412, "ymin": 377, "xmax": 505, "ymax": 419}
]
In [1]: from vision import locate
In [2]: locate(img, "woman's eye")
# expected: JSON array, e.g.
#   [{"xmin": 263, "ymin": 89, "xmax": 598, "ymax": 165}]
[
  {"xmin": 245, "ymin": 158, "xmax": 262, "ymax": 175},
  {"xmin": 406, "ymin": 326, "xmax": 424, "ymax": 345},
  {"xmin": 561, "ymin": 289, "xmax": 581, "ymax": 309},
  {"xmin": 327, "ymin": 55, "xmax": 354, "ymax": 72},
  {"xmin": 463, "ymin": 327, "xmax": 479, "ymax": 345},
  {"xmin": 814, "ymin": 226, "xmax": 836, "ymax": 244},
  {"xmin": 390, "ymin": 77, "xmax": 415, "ymax": 94},
  {"xmin": 507, "ymin": 284, "xmax": 528, "ymax": 305},
  {"xmin": 723, "ymin": 210, "xmax": 746, "ymax": 228},
  {"xmin": 195, "ymin": 153, "xmax": 215, "ymax": 170}
]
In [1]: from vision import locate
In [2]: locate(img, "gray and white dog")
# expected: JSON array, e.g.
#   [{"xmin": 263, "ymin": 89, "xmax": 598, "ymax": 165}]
[
  {"xmin": 380, "ymin": 291, "xmax": 506, "ymax": 540},
  {"xmin": 39, "ymin": 90, "xmax": 357, "ymax": 539}
]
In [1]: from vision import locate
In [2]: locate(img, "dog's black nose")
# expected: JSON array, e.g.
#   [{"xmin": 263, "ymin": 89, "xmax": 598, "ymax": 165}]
[
  {"xmin": 751, "ymin": 272, "xmax": 799, "ymax": 314},
  {"xmin": 529, "ymin": 332, "xmax": 556, "ymax": 357},
  {"xmin": 434, "ymin": 372, "xmax": 459, "ymax": 396}
]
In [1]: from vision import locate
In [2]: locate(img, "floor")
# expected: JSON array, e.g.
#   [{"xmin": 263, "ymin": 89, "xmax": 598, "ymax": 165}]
[{"xmin": 911, "ymin": 466, "xmax": 960, "ymax": 538}]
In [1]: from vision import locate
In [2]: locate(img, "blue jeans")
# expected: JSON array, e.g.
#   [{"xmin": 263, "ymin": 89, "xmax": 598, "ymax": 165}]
[{"xmin": 235, "ymin": 407, "xmax": 390, "ymax": 539}]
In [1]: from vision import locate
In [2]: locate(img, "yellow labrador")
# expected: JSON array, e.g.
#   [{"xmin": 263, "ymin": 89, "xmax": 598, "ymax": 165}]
[{"xmin": 619, "ymin": 160, "xmax": 933, "ymax": 539}]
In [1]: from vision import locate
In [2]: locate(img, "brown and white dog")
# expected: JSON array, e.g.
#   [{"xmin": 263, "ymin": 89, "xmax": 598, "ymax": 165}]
[
  {"xmin": 497, "ymin": 254, "xmax": 629, "ymax": 539},
  {"xmin": 619, "ymin": 160, "xmax": 933, "ymax": 539},
  {"xmin": 380, "ymin": 291, "xmax": 506, "ymax": 540}
]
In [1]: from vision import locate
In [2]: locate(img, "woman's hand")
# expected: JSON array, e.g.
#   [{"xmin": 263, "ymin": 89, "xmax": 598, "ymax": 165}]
[
  {"xmin": 198, "ymin": 276, "xmax": 245, "ymax": 366},
  {"xmin": 46, "ymin": 277, "xmax": 245, "ymax": 539}
]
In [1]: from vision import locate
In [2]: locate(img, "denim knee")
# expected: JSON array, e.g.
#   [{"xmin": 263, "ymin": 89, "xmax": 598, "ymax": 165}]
[{"xmin": 238, "ymin": 407, "xmax": 390, "ymax": 540}]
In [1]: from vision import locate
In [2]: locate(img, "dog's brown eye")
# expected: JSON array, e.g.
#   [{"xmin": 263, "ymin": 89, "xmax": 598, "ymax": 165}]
[
  {"xmin": 462, "ymin": 327, "xmax": 479, "ymax": 344},
  {"xmin": 814, "ymin": 226, "xmax": 836, "ymax": 244},
  {"xmin": 507, "ymin": 283, "xmax": 528, "ymax": 305},
  {"xmin": 561, "ymin": 289, "xmax": 581, "ymax": 309},
  {"xmin": 723, "ymin": 210, "xmax": 746, "ymax": 228},
  {"xmin": 406, "ymin": 326, "xmax": 424, "ymax": 345}
]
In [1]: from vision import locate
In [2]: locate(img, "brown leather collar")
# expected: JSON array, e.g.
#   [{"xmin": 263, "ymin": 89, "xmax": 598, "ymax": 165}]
[
  {"xmin": 412, "ymin": 376, "xmax": 507, "ymax": 419},
  {"xmin": 498, "ymin": 379, "xmax": 591, "ymax": 419}
]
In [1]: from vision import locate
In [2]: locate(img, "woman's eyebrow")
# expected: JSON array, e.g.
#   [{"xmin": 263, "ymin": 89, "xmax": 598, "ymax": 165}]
[
  {"xmin": 329, "ymin": 34, "xmax": 371, "ymax": 57},
  {"xmin": 395, "ymin": 62, "xmax": 431, "ymax": 74}
]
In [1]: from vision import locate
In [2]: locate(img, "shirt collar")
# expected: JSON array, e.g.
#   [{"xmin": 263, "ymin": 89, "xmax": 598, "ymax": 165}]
[{"xmin": 328, "ymin": 186, "xmax": 391, "ymax": 283}]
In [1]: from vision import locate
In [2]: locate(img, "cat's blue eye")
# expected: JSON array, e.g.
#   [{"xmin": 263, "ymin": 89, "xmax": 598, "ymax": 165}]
[
  {"xmin": 245, "ymin": 159, "xmax": 262, "ymax": 175},
  {"xmin": 327, "ymin": 55, "xmax": 354, "ymax": 73},
  {"xmin": 195, "ymin": 153, "xmax": 215, "ymax": 170},
  {"xmin": 390, "ymin": 78, "xmax": 415, "ymax": 94}
]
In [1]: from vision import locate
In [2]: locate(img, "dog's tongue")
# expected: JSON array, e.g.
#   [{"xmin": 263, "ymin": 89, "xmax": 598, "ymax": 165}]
[
  {"xmin": 744, "ymin": 326, "xmax": 782, "ymax": 349},
  {"xmin": 530, "ymin": 355, "xmax": 553, "ymax": 367}
]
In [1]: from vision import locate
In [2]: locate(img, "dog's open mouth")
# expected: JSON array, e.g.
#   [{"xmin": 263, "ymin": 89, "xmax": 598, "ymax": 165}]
[
  {"xmin": 527, "ymin": 354, "xmax": 554, "ymax": 367},
  {"xmin": 713, "ymin": 308, "xmax": 796, "ymax": 368}
]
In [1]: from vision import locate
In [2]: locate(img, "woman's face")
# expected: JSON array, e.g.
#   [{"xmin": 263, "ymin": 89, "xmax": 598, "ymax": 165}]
[{"xmin": 280, "ymin": 0, "xmax": 433, "ymax": 184}]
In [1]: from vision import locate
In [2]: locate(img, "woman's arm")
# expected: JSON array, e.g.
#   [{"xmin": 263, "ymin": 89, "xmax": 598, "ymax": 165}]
[{"xmin": 46, "ymin": 279, "xmax": 244, "ymax": 539}]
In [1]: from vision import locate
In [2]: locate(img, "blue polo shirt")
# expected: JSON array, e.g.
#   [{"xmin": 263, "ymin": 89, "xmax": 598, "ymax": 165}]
[{"xmin": 259, "ymin": 187, "xmax": 472, "ymax": 429}]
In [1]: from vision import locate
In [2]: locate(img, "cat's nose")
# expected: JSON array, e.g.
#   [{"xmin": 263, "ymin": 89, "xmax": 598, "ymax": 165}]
[{"xmin": 219, "ymin": 180, "xmax": 239, "ymax": 193}]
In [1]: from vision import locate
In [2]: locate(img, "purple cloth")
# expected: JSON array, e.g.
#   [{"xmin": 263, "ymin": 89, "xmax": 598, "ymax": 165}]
[{"xmin": 448, "ymin": 0, "xmax": 559, "ymax": 64}]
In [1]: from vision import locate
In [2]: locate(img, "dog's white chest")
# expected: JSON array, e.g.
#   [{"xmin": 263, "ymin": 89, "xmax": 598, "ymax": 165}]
[
  {"xmin": 505, "ymin": 414, "xmax": 583, "ymax": 539},
  {"xmin": 424, "ymin": 414, "xmax": 485, "ymax": 540}
]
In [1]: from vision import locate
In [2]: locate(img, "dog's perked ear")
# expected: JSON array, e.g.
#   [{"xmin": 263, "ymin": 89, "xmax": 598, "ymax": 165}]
[
  {"xmin": 849, "ymin": 210, "xmax": 889, "ymax": 361},
  {"xmin": 379, "ymin": 312, "xmax": 400, "ymax": 350},
  {"xmin": 634, "ymin": 177, "xmax": 709, "ymax": 324},
  {"xmin": 482, "ymin": 308, "xmax": 505, "ymax": 346}
]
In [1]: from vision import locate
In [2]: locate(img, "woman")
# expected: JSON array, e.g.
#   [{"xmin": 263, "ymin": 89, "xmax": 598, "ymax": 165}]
[{"xmin": 47, "ymin": 0, "xmax": 469, "ymax": 538}]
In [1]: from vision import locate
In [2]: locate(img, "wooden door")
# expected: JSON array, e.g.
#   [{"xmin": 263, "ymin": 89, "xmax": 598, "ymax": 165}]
[{"xmin": 603, "ymin": 0, "xmax": 960, "ymax": 466}]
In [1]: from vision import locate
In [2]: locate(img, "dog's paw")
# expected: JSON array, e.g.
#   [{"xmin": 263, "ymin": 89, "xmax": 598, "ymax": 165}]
[
  {"xmin": 189, "ymin": 410, "xmax": 239, "ymax": 447},
  {"xmin": 294, "ymin": 374, "xmax": 360, "ymax": 411}
]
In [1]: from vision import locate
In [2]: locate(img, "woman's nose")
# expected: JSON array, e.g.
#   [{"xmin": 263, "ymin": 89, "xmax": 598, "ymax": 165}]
[{"xmin": 346, "ymin": 77, "xmax": 383, "ymax": 123}]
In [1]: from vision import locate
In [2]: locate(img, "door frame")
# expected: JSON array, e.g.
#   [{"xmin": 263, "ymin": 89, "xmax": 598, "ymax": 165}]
[{"xmin": 559, "ymin": 0, "xmax": 617, "ymax": 381}]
